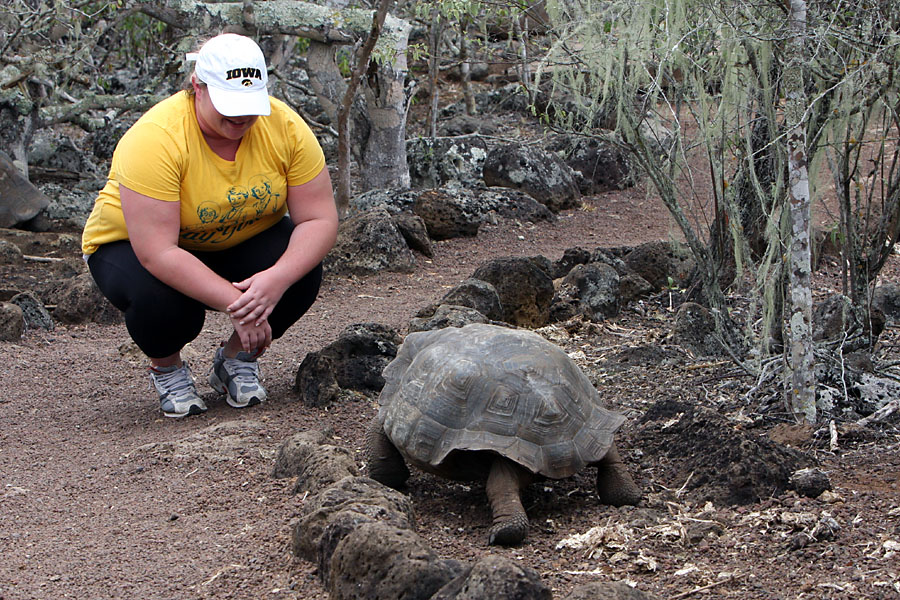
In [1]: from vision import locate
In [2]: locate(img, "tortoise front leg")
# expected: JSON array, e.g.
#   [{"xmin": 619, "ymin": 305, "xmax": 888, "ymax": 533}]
[
  {"xmin": 596, "ymin": 444, "xmax": 642, "ymax": 507},
  {"xmin": 485, "ymin": 456, "xmax": 533, "ymax": 546},
  {"xmin": 365, "ymin": 419, "xmax": 410, "ymax": 489}
]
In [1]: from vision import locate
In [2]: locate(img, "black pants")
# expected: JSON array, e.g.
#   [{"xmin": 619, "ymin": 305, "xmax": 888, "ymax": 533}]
[{"xmin": 88, "ymin": 218, "xmax": 323, "ymax": 359}]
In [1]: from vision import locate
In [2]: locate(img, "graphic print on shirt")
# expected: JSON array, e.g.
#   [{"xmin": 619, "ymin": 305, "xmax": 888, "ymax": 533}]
[
  {"xmin": 220, "ymin": 186, "xmax": 250, "ymax": 223},
  {"xmin": 249, "ymin": 174, "xmax": 279, "ymax": 216},
  {"xmin": 181, "ymin": 174, "xmax": 281, "ymax": 246}
]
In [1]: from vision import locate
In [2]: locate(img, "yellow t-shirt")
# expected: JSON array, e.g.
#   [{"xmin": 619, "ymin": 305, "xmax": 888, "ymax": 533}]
[{"xmin": 82, "ymin": 91, "xmax": 325, "ymax": 254}]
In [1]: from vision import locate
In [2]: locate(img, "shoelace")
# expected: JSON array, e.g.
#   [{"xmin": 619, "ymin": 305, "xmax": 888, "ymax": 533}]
[
  {"xmin": 222, "ymin": 356, "xmax": 261, "ymax": 383},
  {"xmin": 152, "ymin": 365, "xmax": 196, "ymax": 398}
]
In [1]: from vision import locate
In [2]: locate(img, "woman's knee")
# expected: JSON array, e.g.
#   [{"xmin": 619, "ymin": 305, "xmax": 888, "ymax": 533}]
[
  {"xmin": 125, "ymin": 297, "xmax": 206, "ymax": 358},
  {"xmin": 269, "ymin": 264, "xmax": 324, "ymax": 338}
]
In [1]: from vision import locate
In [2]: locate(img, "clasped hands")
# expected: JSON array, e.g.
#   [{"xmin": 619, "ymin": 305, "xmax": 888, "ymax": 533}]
[{"xmin": 226, "ymin": 271, "xmax": 287, "ymax": 354}]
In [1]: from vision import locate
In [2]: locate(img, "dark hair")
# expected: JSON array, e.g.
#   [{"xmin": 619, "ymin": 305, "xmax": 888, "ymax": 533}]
[
  {"xmin": 182, "ymin": 71, "xmax": 205, "ymax": 95},
  {"xmin": 182, "ymin": 34, "xmax": 216, "ymax": 94}
]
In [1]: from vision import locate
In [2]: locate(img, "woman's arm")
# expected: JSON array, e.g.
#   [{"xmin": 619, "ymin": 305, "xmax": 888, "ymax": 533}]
[
  {"xmin": 227, "ymin": 167, "xmax": 339, "ymax": 325},
  {"xmin": 120, "ymin": 184, "xmax": 271, "ymax": 351}
]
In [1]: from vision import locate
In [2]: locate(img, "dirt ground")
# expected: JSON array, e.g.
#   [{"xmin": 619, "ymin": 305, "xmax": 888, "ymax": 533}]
[
  {"xmin": 2, "ymin": 66, "xmax": 900, "ymax": 596},
  {"xmin": 2, "ymin": 179, "xmax": 899, "ymax": 600}
]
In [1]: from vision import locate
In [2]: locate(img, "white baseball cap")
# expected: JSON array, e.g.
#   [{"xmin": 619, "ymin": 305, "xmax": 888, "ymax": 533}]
[{"xmin": 186, "ymin": 33, "xmax": 271, "ymax": 117}]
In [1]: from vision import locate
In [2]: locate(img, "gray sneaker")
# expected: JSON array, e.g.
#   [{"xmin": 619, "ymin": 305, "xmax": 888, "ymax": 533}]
[
  {"xmin": 149, "ymin": 362, "xmax": 207, "ymax": 418},
  {"xmin": 208, "ymin": 347, "xmax": 267, "ymax": 408}
]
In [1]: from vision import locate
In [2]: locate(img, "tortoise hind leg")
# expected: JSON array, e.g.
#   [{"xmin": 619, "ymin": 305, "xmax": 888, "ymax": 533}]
[
  {"xmin": 596, "ymin": 444, "xmax": 642, "ymax": 507},
  {"xmin": 365, "ymin": 419, "xmax": 410, "ymax": 489},
  {"xmin": 486, "ymin": 456, "xmax": 533, "ymax": 546}
]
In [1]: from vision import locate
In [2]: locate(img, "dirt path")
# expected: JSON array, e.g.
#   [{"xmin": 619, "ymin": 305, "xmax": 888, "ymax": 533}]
[{"xmin": 2, "ymin": 191, "xmax": 899, "ymax": 600}]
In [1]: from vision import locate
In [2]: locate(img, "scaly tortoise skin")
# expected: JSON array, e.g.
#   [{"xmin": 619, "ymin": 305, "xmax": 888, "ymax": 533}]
[{"xmin": 366, "ymin": 323, "xmax": 641, "ymax": 546}]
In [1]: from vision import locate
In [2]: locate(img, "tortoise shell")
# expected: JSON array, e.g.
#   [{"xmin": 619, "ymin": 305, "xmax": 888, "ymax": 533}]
[{"xmin": 377, "ymin": 323, "xmax": 625, "ymax": 480}]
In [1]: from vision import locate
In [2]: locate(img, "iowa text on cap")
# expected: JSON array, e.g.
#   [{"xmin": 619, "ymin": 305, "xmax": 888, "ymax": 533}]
[{"xmin": 225, "ymin": 67, "xmax": 263, "ymax": 82}]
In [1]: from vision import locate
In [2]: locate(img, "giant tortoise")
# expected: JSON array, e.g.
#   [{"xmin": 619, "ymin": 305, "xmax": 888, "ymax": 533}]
[{"xmin": 366, "ymin": 323, "xmax": 641, "ymax": 545}]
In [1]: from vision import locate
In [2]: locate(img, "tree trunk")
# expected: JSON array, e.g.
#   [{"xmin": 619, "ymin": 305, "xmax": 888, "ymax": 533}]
[
  {"xmin": 359, "ymin": 57, "xmax": 412, "ymax": 191},
  {"xmin": 784, "ymin": 0, "xmax": 816, "ymax": 424},
  {"xmin": 459, "ymin": 17, "xmax": 477, "ymax": 116},
  {"xmin": 427, "ymin": 9, "xmax": 444, "ymax": 140},
  {"xmin": 306, "ymin": 41, "xmax": 370, "ymax": 159},
  {"xmin": 335, "ymin": 0, "xmax": 396, "ymax": 213}
]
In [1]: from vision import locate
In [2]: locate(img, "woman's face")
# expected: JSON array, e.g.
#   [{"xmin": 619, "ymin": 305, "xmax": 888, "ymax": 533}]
[{"xmin": 192, "ymin": 77, "xmax": 258, "ymax": 141}]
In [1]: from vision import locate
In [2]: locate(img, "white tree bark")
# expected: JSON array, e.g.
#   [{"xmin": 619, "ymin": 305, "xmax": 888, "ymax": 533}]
[
  {"xmin": 166, "ymin": 0, "xmax": 407, "ymax": 44},
  {"xmin": 784, "ymin": 0, "xmax": 816, "ymax": 423}
]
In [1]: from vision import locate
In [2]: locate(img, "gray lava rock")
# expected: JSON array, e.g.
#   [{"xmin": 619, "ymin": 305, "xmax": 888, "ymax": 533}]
[
  {"xmin": 0, "ymin": 239, "xmax": 24, "ymax": 264},
  {"xmin": 0, "ymin": 301, "xmax": 25, "ymax": 341},
  {"xmin": 873, "ymin": 283, "xmax": 900, "ymax": 323},
  {"xmin": 51, "ymin": 273, "xmax": 121, "ymax": 324},
  {"xmin": 293, "ymin": 352, "xmax": 341, "ymax": 407},
  {"xmin": 293, "ymin": 323, "xmax": 402, "ymax": 404},
  {"xmin": 352, "ymin": 185, "xmax": 554, "ymax": 244},
  {"xmin": 548, "ymin": 296, "xmax": 580, "ymax": 323},
  {"xmin": 316, "ymin": 507, "xmax": 420, "ymax": 585},
  {"xmin": 292, "ymin": 476, "xmax": 414, "ymax": 562},
  {"xmin": 789, "ymin": 467, "xmax": 832, "ymax": 498},
  {"xmin": 89, "ymin": 120, "xmax": 132, "ymax": 160},
  {"xmin": 414, "ymin": 188, "xmax": 483, "ymax": 240},
  {"xmin": 34, "ymin": 183, "xmax": 96, "ymax": 227},
  {"xmin": 590, "ymin": 248, "xmax": 633, "ymax": 273},
  {"xmin": 30, "ymin": 130, "xmax": 98, "ymax": 175},
  {"xmin": 393, "ymin": 212, "xmax": 434, "ymax": 257},
  {"xmin": 348, "ymin": 189, "xmax": 420, "ymax": 216},
  {"xmin": 618, "ymin": 272, "xmax": 655, "ymax": 304},
  {"xmin": 623, "ymin": 241, "xmax": 696, "ymax": 290},
  {"xmin": 10, "ymin": 291, "xmax": 53, "ymax": 331},
  {"xmin": 482, "ymin": 144, "xmax": 580, "ymax": 212},
  {"xmin": 437, "ymin": 116, "xmax": 497, "ymax": 137},
  {"xmin": 440, "ymin": 278, "xmax": 503, "ymax": 321},
  {"xmin": 555, "ymin": 262, "xmax": 620, "ymax": 321},
  {"xmin": 482, "ymin": 188, "xmax": 555, "ymax": 224},
  {"xmin": 547, "ymin": 134, "xmax": 633, "ymax": 194},
  {"xmin": 327, "ymin": 521, "xmax": 463, "ymax": 600},
  {"xmin": 553, "ymin": 247, "xmax": 592, "ymax": 279},
  {"xmin": 272, "ymin": 430, "xmax": 329, "ymax": 478},
  {"xmin": 672, "ymin": 301, "xmax": 725, "ymax": 357},
  {"xmin": 431, "ymin": 555, "xmax": 551, "ymax": 600},
  {"xmin": 554, "ymin": 245, "xmax": 658, "ymax": 306},
  {"xmin": 472, "ymin": 257, "xmax": 554, "ymax": 327},
  {"xmin": 272, "ymin": 430, "xmax": 359, "ymax": 495},
  {"xmin": 0, "ymin": 150, "xmax": 50, "ymax": 228},
  {"xmin": 408, "ymin": 304, "xmax": 492, "ymax": 333},
  {"xmin": 813, "ymin": 293, "xmax": 884, "ymax": 342},
  {"xmin": 563, "ymin": 581, "xmax": 657, "ymax": 600},
  {"xmin": 407, "ymin": 137, "xmax": 489, "ymax": 188},
  {"xmin": 325, "ymin": 207, "xmax": 416, "ymax": 276},
  {"xmin": 813, "ymin": 294, "xmax": 854, "ymax": 342}
]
